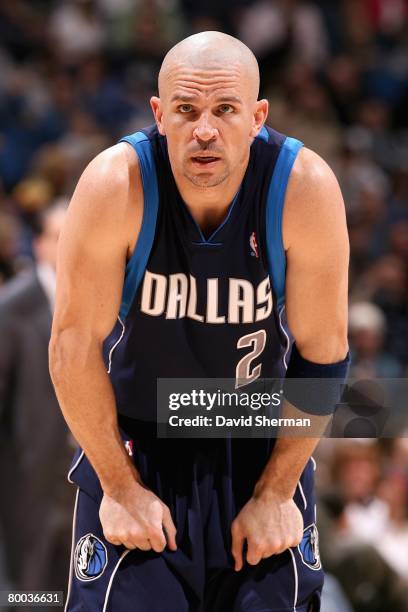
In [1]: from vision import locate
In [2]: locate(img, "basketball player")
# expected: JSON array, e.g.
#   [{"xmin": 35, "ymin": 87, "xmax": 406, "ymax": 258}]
[{"xmin": 49, "ymin": 32, "xmax": 349, "ymax": 612}]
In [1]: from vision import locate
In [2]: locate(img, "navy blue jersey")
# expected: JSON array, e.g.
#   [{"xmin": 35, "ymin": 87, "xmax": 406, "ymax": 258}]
[
  {"xmin": 66, "ymin": 127, "xmax": 326, "ymax": 612},
  {"xmin": 103, "ymin": 125, "xmax": 303, "ymax": 421}
]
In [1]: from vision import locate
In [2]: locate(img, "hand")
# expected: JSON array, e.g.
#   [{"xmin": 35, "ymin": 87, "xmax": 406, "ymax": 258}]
[
  {"xmin": 99, "ymin": 480, "xmax": 177, "ymax": 553},
  {"xmin": 231, "ymin": 489, "xmax": 303, "ymax": 571}
]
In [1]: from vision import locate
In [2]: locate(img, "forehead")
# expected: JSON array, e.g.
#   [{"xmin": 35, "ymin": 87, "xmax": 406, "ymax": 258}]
[{"xmin": 163, "ymin": 62, "xmax": 249, "ymax": 102}]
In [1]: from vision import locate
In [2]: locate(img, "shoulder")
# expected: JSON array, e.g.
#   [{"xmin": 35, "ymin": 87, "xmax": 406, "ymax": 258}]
[
  {"xmin": 65, "ymin": 142, "xmax": 143, "ymax": 255},
  {"xmin": 286, "ymin": 147, "xmax": 343, "ymax": 210},
  {"xmin": 74, "ymin": 142, "xmax": 142, "ymax": 203},
  {"xmin": 283, "ymin": 146, "xmax": 348, "ymax": 251}
]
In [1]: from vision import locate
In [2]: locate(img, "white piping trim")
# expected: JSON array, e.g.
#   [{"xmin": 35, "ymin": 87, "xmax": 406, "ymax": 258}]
[
  {"xmin": 102, "ymin": 550, "xmax": 130, "ymax": 612},
  {"xmin": 311, "ymin": 456, "xmax": 317, "ymax": 471},
  {"xmin": 288, "ymin": 548, "xmax": 298, "ymax": 612},
  {"xmin": 64, "ymin": 487, "xmax": 80, "ymax": 612},
  {"xmin": 67, "ymin": 450, "xmax": 85, "ymax": 484},
  {"xmin": 278, "ymin": 306, "xmax": 291, "ymax": 371},
  {"xmin": 297, "ymin": 481, "xmax": 307, "ymax": 511},
  {"xmin": 107, "ymin": 316, "xmax": 125, "ymax": 374}
]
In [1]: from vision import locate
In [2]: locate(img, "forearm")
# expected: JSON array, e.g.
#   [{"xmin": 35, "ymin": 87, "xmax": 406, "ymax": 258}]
[
  {"xmin": 254, "ymin": 399, "xmax": 330, "ymax": 499},
  {"xmin": 254, "ymin": 437, "xmax": 319, "ymax": 500},
  {"xmin": 49, "ymin": 332, "xmax": 141, "ymax": 496}
]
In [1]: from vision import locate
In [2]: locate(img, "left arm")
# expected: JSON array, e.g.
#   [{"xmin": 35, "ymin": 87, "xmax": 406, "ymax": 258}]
[{"xmin": 231, "ymin": 147, "xmax": 349, "ymax": 570}]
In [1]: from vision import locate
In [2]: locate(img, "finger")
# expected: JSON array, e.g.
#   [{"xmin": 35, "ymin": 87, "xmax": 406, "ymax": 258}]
[
  {"xmin": 122, "ymin": 540, "xmax": 138, "ymax": 550},
  {"xmin": 267, "ymin": 539, "xmax": 285, "ymax": 555},
  {"xmin": 262, "ymin": 547, "xmax": 278, "ymax": 558},
  {"xmin": 246, "ymin": 542, "xmax": 263, "ymax": 566},
  {"xmin": 103, "ymin": 531, "xmax": 123, "ymax": 547},
  {"xmin": 162, "ymin": 507, "xmax": 177, "ymax": 551},
  {"xmin": 231, "ymin": 528, "xmax": 244, "ymax": 571},
  {"xmin": 148, "ymin": 523, "xmax": 167, "ymax": 553},
  {"xmin": 262, "ymin": 548, "xmax": 278, "ymax": 559},
  {"xmin": 121, "ymin": 532, "xmax": 151, "ymax": 551},
  {"xmin": 135, "ymin": 539, "xmax": 152, "ymax": 551}
]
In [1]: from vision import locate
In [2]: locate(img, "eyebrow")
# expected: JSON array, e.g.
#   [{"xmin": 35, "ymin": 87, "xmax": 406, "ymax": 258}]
[{"xmin": 170, "ymin": 94, "xmax": 243, "ymax": 104}]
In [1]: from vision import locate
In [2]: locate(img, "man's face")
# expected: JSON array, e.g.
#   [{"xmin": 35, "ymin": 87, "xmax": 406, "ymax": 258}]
[{"xmin": 151, "ymin": 64, "xmax": 267, "ymax": 188}]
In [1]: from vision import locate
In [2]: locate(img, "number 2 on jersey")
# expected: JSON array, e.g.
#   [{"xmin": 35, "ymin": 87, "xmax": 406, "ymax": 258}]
[{"xmin": 235, "ymin": 330, "xmax": 266, "ymax": 388}]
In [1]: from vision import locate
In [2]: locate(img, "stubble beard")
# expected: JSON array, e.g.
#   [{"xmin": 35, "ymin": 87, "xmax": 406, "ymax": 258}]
[{"xmin": 183, "ymin": 165, "xmax": 230, "ymax": 188}]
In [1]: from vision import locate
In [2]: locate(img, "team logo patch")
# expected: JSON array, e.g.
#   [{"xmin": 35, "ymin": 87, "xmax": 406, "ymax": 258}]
[
  {"xmin": 249, "ymin": 231, "xmax": 259, "ymax": 258},
  {"xmin": 298, "ymin": 524, "xmax": 321, "ymax": 571},
  {"xmin": 74, "ymin": 533, "xmax": 108, "ymax": 582}
]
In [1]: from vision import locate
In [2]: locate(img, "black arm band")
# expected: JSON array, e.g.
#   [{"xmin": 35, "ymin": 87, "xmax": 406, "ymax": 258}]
[{"xmin": 283, "ymin": 343, "xmax": 350, "ymax": 415}]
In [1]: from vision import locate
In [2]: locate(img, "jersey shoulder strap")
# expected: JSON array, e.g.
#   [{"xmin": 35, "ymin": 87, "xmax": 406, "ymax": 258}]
[
  {"xmin": 117, "ymin": 129, "xmax": 302, "ymax": 318},
  {"xmin": 265, "ymin": 136, "xmax": 303, "ymax": 309},
  {"xmin": 118, "ymin": 131, "xmax": 159, "ymax": 320}
]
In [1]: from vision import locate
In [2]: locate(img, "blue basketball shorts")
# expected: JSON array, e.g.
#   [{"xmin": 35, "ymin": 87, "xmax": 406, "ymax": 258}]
[{"xmin": 64, "ymin": 418, "xmax": 324, "ymax": 611}]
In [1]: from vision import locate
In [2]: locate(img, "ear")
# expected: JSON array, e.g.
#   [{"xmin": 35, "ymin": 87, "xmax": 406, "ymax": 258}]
[
  {"xmin": 150, "ymin": 97, "xmax": 166, "ymax": 135},
  {"xmin": 250, "ymin": 99, "xmax": 269, "ymax": 138}
]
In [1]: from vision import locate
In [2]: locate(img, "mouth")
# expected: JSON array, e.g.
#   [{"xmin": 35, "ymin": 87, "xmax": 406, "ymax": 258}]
[{"xmin": 190, "ymin": 155, "xmax": 221, "ymax": 167}]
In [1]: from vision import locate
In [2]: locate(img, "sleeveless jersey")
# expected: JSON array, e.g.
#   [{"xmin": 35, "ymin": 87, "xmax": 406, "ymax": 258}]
[{"xmin": 102, "ymin": 125, "xmax": 303, "ymax": 421}]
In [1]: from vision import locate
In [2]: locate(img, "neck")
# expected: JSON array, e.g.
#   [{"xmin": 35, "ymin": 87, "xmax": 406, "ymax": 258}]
[{"xmin": 173, "ymin": 155, "xmax": 249, "ymax": 233}]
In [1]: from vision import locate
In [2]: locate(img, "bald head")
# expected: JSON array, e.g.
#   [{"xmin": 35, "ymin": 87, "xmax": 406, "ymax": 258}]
[{"xmin": 159, "ymin": 31, "xmax": 260, "ymax": 102}]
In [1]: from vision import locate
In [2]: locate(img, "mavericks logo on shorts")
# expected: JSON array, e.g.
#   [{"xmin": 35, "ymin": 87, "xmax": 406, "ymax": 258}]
[
  {"xmin": 74, "ymin": 533, "xmax": 108, "ymax": 581},
  {"xmin": 298, "ymin": 524, "xmax": 321, "ymax": 571}
]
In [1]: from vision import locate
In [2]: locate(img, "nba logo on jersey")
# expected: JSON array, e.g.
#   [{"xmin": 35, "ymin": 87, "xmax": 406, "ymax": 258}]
[
  {"xmin": 124, "ymin": 440, "xmax": 134, "ymax": 456},
  {"xmin": 250, "ymin": 231, "xmax": 259, "ymax": 258}
]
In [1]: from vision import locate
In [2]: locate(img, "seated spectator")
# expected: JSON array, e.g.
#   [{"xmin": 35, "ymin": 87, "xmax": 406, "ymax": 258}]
[{"xmin": 348, "ymin": 301, "xmax": 403, "ymax": 377}]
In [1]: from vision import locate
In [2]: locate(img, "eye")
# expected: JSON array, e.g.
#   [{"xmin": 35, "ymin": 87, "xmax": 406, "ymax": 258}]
[
  {"xmin": 178, "ymin": 104, "xmax": 193, "ymax": 113},
  {"xmin": 218, "ymin": 104, "xmax": 234, "ymax": 114}
]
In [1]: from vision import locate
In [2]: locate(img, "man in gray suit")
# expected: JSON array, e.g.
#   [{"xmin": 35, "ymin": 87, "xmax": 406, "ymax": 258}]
[{"xmin": 0, "ymin": 201, "xmax": 73, "ymax": 592}]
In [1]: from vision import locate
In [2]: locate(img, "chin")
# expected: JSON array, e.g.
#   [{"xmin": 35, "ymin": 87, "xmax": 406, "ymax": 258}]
[{"xmin": 184, "ymin": 170, "xmax": 229, "ymax": 188}]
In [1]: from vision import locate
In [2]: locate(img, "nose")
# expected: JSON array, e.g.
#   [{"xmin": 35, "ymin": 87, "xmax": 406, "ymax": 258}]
[{"xmin": 193, "ymin": 113, "xmax": 218, "ymax": 146}]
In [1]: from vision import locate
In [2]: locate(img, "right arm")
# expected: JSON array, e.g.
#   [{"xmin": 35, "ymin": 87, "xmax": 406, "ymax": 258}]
[{"xmin": 49, "ymin": 143, "xmax": 176, "ymax": 553}]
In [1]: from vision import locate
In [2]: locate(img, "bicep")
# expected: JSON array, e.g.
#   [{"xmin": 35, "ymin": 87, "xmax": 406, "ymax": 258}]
[
  {"xmin": 53, "ymin": 145, "xmax": 141, "ymax": 343},
  {"xmin": 283, "ymin": 148, "xmax": 349, "ymax": 362}
]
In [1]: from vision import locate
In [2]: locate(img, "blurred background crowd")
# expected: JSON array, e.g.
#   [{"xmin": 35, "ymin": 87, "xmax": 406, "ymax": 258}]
[{"xmin": 0, "ymin": 0, "xmax": 407, "ymax": 610}]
